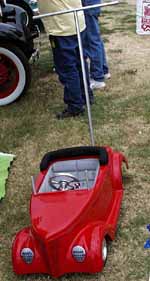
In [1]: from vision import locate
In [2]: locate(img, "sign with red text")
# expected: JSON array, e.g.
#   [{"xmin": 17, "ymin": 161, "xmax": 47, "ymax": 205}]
[{"xmin": 136, "ymin": 0, "xmax": 150, "ymax": 34}]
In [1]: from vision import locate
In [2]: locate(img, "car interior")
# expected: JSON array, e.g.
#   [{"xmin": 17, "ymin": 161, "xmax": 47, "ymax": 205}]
[{"xmin": 38, "ymin": 158, "xmax": 100, "ymax": 193}]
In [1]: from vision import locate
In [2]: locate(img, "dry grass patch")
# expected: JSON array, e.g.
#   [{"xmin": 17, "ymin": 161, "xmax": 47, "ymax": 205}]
[{"xmin": 0, "ymin": 1, "xmax": 150, "ymax": 281}]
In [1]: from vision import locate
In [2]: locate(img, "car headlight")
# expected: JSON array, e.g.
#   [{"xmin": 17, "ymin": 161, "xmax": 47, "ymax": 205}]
[
  {"xmin": 21, "ymin": 248, "xmax": 34, "ymax": 264},
  {"xmin": 72, "ymin": 246, "xmax": 86, "ymax": 262}
]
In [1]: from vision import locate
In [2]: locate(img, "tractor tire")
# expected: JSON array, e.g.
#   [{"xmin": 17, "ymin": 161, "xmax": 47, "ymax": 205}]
[
  {"xmin": 0, "ymin": 42, "xmax": 31, "ymax": 106},
  {"xmin": 6, "ymin": 0, "xmax": 34, "ymax": 29}
]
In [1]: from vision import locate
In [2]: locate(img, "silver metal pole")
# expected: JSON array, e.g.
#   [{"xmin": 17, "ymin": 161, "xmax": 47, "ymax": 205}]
[
  {"xmin": 74, "ymin": 11, "xmax": 95, "ymax": 146},
  {"xmin": 33, "ymin": 1, "xmax": 119, "ymax": 20},
  {"xmin": 31, "ymin": 176, "xmax": 36, "ymax": 194}
]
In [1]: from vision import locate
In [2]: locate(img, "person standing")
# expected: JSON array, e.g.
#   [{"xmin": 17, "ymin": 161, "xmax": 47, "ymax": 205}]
[
  {"xmin": 38, "ymin": 0, "xmax": 93, "ymax": 119},
  {"xmin": 82, "ymin": 0, "xmax": 110, "ymax": 90}
]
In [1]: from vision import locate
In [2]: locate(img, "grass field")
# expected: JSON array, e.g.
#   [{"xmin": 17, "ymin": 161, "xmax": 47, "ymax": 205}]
[{"xmin": 0, "ymin": 0, "xmax": 150, "ymax": 280}]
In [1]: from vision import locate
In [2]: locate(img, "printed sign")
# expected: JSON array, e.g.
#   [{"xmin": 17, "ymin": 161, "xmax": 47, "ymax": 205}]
[{"xmin": 136, "ymin": 0, "xmax": 150, "ymax": 34}]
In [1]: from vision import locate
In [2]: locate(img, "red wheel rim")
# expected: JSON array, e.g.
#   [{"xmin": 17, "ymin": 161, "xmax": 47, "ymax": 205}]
[{"xmin": 0, "ymin": 53, "xmax": 20, "ymax": 99}]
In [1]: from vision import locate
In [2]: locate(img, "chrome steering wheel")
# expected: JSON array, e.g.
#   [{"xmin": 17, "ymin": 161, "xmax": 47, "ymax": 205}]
[{"xmin": 49, "ymin": 173, "xmax": 80, "ymax": 191}]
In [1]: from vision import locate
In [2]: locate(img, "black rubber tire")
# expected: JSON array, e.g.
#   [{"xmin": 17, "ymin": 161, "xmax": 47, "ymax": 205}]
[
  {"xmin": 6, "ymin": 0, "xmax": 34, "ymax": 30},
  {"xmin": 0, "ymin": 42, "xmax": 31, "ymax": 106}
]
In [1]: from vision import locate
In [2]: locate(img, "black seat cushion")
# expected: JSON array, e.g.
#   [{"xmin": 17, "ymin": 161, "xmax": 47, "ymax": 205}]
[{"xmin": 40, "ymin": 146, "xmax": 108, "ymax": 171}]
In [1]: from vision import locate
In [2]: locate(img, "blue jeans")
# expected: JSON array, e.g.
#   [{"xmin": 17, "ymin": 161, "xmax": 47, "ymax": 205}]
[
  {"xmin": 49, "ymin": 32, "xmax": 93, "ymax": 113},
  {"xmin": 82, "ymin": 1, "xmax": 109, "ymax": 81}
]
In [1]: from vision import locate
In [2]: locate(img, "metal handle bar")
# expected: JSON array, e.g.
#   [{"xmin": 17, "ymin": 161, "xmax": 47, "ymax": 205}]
[
  {"xmin": 33, "ymin": 1, "xmax": 119, "ymax": 20},
  {"xmin": 34, "ymin": 1, "xmax": 119, "ymax": 146}
]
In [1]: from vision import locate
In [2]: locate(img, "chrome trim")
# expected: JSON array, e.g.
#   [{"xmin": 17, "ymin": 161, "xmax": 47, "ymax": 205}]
[
  {"xmin": 0, "ymin": 5, "xmax": 2, "ymax": 17},
  {"xmin": 31, "ymin": 176, "xmax": 36, "ymax": 194}
]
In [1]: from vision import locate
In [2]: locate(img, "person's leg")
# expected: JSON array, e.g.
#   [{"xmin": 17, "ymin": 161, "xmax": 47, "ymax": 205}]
[
  {"xmin": 99, "ymin": 30, "xmax": 109, "ymax": 76},
  {"xmin": 85, "ymin": 13, "xmax": 109, "ymax": 81},
  {"xmin": 50, "ymin": 35, "xmax": 85, "ymax": 117}
]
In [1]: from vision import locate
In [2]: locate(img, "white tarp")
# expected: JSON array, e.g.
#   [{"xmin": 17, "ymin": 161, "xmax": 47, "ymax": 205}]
[{"xmin": 136, "ymin": 0, "xmax": 150, "ymax": 34}]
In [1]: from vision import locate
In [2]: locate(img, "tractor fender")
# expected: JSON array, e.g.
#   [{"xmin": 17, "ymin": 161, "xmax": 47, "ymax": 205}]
[
  {"xmin": 0, "ymin": 23, "xmax": 33, "ymax": 58},
  {"xmin": 0, "ymin": 23, "xmax": 24, "ymax": 41}
]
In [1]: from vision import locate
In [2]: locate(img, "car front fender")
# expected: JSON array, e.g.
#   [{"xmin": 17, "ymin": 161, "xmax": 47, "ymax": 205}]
[
  {"xmin": 112, "ymin": 151, "xmax": 128, "ymax": 191},
  {"xmin": 12, "ymin": 227, "xmax": 48, "ymax": 275},
  {"xmin": 57, "ymin": 223, "xmax": 110, "ymax": 277}
]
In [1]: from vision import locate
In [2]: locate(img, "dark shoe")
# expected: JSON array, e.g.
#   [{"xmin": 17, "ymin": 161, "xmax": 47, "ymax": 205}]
[{"xmin": 56, "ymin": 108, "xmax": 85, "ymax": 120}]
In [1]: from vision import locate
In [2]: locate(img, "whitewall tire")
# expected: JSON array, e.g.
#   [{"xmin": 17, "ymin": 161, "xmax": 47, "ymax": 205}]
[{"xmin": 0, "ymin": 43, "xmax": 31, "ymax": 106}]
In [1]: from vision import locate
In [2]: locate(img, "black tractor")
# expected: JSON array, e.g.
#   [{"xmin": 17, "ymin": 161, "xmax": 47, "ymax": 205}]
[{"xmin": 0, "ymin": 0, "xmax": 39, "ymax": 106}]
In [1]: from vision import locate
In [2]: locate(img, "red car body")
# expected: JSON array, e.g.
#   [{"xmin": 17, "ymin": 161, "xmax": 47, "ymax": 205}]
[{"xmin": 12, "ymin": 146, "xmax": 128, "ymax": 278}]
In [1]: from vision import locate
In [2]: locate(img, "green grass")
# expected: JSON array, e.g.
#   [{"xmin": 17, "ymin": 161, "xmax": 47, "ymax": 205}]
[{"xmin": 1, "ymin": 1, "xmax": 150, "ymax": 281}]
